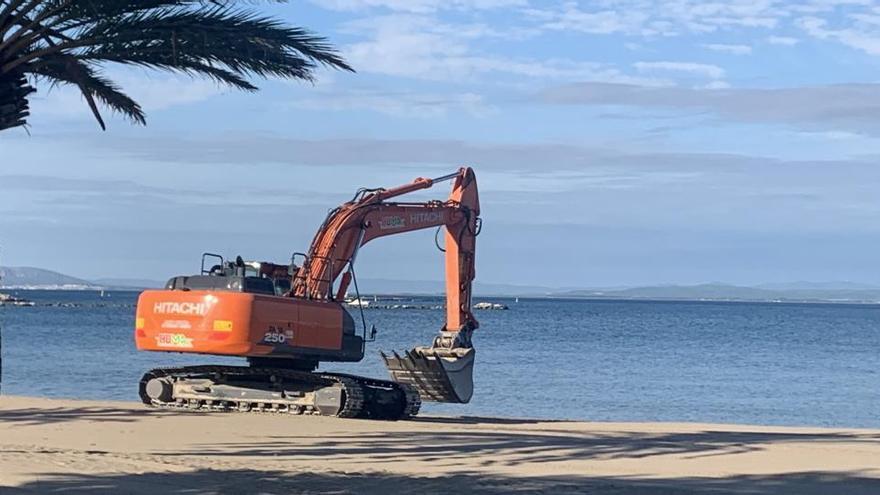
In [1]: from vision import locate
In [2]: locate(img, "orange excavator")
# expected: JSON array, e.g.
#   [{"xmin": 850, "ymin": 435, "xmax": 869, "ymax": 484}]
[{"xmin": 134, "ymin": 167, "xmax": 480, "ymax": 420}]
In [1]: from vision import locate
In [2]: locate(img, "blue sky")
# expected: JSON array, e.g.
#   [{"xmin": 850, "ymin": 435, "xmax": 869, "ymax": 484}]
[{"xmin": 3, "ymin": 0, "xmax": 880, "ymax": 287}]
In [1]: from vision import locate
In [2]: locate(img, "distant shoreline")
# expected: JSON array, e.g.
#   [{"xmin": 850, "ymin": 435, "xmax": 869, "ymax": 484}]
[
  {"xmin": 5, "ymin": 267, "xmax": 880, "ymax": 305},
  {"xmin": 545, "ymin": 295, "xmax": 880, "ymax": 306},
  {"xmin": 3, "ymin": 287, "xmax": 880, "ymax": 307}
]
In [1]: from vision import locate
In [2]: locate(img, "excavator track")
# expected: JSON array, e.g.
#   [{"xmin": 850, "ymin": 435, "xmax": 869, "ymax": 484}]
[
  {"xmin": 138, "ymin": 365, "xmax": 419, "ymax": 420},
  {"xmin": 324, "ymin": 372, "xmax": 422, "ymax": 420}
]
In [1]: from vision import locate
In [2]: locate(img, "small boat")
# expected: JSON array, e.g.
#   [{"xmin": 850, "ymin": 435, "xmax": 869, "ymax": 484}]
[
  {"xmin": 0, "ymin": 292, "xmax": 35, "ymax": 306},
  {"xmin": 473, "ymin": 301, "xmax": 508, "ymax": 310},
  {"xmin": 345, "ymin": 297, "xmax": 371, "ymax": 308}
]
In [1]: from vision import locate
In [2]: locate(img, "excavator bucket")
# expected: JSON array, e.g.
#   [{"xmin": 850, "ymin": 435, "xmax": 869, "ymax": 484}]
[{"xmin": 381, "ymin": 347, "xmax": 475, "ymax": 403}]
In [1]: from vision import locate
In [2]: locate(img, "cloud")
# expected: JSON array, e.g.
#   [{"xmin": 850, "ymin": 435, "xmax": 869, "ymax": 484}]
[
  {"xmin": 634, "ymin": 61, "xmax": 726, "ymax": 79},
  {"xmin": 27, "ymin": 70, "xmax": 225, "ymax": 125},
  {"xmin": 521, "ymin": 5, "xmax": 657, "ymax": 35},
  {"xmin": 538, "ymin": 82, "xmax": 880, "ymax": 134},
  {"xmin": 56, "ymin": 132, "xmax": 763, "ymax": 172},
  {"xmin": 516, "ymin": 1, "xmax": 880, "ymax": 60},
  {"xmin": 0, "ymin": 175, "xmax": 180, "ymax": 195},
  {"xmin": 340, "ymin": 14, "xmax": 663, "ymax": 84},
  {"xmin": 119, "ymin": 74, "xmax": 226, "ymax": 111},
  {"xmin": 21, "ymin": 132, "xmax": 880, "ymax": 241},
  {"xmin": 702, "ymin": 80, "xmax": 732, "ymax": 89},
  {"xmin": 8, "ymin": 131, "xmax": 880, "ymax": 286},
  {"xmin": 796, "ymin": 130, "xmax": 865, "ymax": 141},
  {"xmin": 701, "ymin": 43, "xmax": 753, "ymax": 55},
  {"xmin": 289, "ymin": 89, "xmax": 493, "ymax": 118},
  {"xmin": 521, "ymin": 1, "xmax": 784, "ymax": 36},
  {"xmin": 766, "ymin": 35, "xmax": 800, "ymax": 45},
  {"xmin": 797, "ymin": 14, "xmax": 880, "ymax": 55},
  {"xmin": 312, "ymin": 0, "xmax": 526, "ymax": 14},
  {"xmin": 319, "ymin": 0, "xmax": 880, "ymax": 62},
  {"xmin": 324, "ymin": 1, "xmax": 880, "ymax": 90},
  {"xmin": 0, "ymin": 174, "xmax": 340, "ymax": 205}
]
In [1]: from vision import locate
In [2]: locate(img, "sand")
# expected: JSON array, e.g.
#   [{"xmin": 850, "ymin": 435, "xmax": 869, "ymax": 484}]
[{"xmin": 1, "ymin": 396, "xmax": 879, "ymax": 494}]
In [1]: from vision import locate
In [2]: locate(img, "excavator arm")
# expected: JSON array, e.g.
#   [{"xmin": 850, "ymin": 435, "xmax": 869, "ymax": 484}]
[
  {"xmin": 292, "ymin": 167, "xmax": 481, "ymax": 402},
  {"xmin": 293, "ymin": 168, "xmax": 480, "ymax": 333}
]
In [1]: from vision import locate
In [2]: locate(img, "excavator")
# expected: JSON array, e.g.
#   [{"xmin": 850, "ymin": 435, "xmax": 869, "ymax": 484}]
[{"xmin": 134, "ymin": 167, "xmax": 480, "ymax": 420}]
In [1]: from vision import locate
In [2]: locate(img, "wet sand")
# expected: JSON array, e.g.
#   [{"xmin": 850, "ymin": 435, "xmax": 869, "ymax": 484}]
[{"xmin": 1, "ymin": 395, "xmax": 879, "ymax": 494}]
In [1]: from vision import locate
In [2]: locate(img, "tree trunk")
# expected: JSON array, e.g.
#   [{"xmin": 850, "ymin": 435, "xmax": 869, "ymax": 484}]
[{"xmin": 0, "ymin": 71, "xmax": 35, "ymax": 131}]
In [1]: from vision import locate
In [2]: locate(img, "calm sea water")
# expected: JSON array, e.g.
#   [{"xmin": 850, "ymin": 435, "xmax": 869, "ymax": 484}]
[{"xmin": 1, "ymin": 290, "xmax": 878, "ymax": 427}]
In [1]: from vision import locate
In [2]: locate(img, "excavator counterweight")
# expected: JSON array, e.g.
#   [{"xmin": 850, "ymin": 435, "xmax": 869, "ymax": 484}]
[{"xmin": 134, "ymin": 167, "xmax": 481, "ymax": 419}]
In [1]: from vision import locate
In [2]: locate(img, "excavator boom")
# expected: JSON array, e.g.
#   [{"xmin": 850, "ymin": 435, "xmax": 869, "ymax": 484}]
[
  {"xmin": 293, "ymin": 167, "xmax": 481, "ymax": 402},
  {"xmin": 294, "ymin": 169, "xmax": 478, "ymax": 320}
]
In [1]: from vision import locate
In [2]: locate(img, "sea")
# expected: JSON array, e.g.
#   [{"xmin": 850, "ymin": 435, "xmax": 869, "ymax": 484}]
[{"xmin": 1, "ymin": 290, "xmax": 878, "ymax": 428}]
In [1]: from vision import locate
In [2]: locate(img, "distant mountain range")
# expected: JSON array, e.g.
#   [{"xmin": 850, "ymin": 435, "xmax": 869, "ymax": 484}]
[
  {"xmin": 90, "ymin": 277, "xmax": 169, "ymax": 289},
  {"xmin": 352, "ymin": 278, "xmax": 562, "ymax": 297},
  {"xmin": 754, "ymin": 281, "xmax": 880, "ymax": 291},
  {"xmin": 0, "ymin": 267, "xmax": 163, "ymax": 290},
  {"xmin": 558, "ymin": 283, "xmax": 880, "ymax": 303},
  {"xmin": 0, "ymin": 266, "xmax": 97, "ymax": 288},
  {"xmin": 0, "ymin": 267, "xmax": 556, "ymax": 295},
  {"xmin": 3, "ymin": 266, "xmax": 880, "ymax": 303}
]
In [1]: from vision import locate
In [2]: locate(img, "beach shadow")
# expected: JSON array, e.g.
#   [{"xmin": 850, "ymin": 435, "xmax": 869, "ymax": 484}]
[
  {"xmin": 411, "ymin": 415, "xmax": 565, "ymax": 426},
  {"xmin": 172, "ymin": 428, "xmax": 880, "ymax": 467},
  {"xmin": 0, "ymin": 407, "xmax": 555, "ymax": 427},
  {"xmin": 0, "ymin": 405, "xmax": 176, "ymax": 425},
  {"xmin": 2, "ymin": 468, "xmax": 879, "ymax": 494}
]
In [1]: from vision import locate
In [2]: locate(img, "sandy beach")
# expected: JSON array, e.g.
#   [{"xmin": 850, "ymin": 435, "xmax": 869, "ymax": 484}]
[{"xmin": 0, "ymin": 396, "xmax": 877, "ymax": 494}]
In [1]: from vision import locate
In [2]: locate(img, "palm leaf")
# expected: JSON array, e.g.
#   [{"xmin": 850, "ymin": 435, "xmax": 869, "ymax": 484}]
[
  {"xmin": 0, "ymin": 0, "xmax": 351, "ymax": 131},
  {"xmin": 0, "ymin": 70, "xmax": 35, "ymax": 131},
  {"xmin": 29, "ymin": 54, "xmax": 145, "ymax": 128}
]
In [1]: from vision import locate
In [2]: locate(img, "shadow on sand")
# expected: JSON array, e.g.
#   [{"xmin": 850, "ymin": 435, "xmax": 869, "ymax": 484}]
[
  {"xmin": 166, "ymin": 428, "xmax": 880, "ymax": 466},
  {"xmin": 0, "ymin": 403, "xmax": 562, "ymax": 427},
  {"xmin": 3, "ymin": 404, "xmax": 879, "ymax": 493},
  {"xmin": 412, "ymin": 415, "xmax": 566, "ymax": 425},
  {"xmin": 0, "ymin": 405, "xmax": 176, "ymax": 425},
  {"xmin": 3, "ymin": 468, "xmax": 880, "ymax": 494}
]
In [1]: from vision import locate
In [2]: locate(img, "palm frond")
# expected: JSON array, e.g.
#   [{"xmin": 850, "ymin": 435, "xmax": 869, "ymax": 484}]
[
  {"xmin": 0, "ymin": 0, "xmax": 349, "ymax": 131},
  {"xmin": 29, "ymin": 55, "xmax": 146, "ymax": 128},
  {"xmin": 0, "ymin": 70, "xmax": 35, "ymax": 131},
  {"xmin": 7, "ymin": 6, "xmax": 352, "ymax": 74}
]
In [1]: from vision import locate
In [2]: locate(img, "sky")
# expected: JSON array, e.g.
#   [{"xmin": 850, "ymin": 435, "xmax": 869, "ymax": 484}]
[{"xmin": 3, "ymin": 0, "xmax": 880, "ymax": 288}]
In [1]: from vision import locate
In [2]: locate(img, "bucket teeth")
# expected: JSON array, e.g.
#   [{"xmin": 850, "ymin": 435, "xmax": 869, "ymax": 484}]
[{"xmin": 382, "ymin": 347, "xmax": 475, "ymax": 404}]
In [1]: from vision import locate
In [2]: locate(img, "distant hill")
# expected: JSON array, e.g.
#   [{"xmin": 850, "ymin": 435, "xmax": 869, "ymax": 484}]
[
  {"xmin": 4, "ymin": 265, "xmax": 880, "ymax": 303},
  {"xmin": 755, "ymin": 281, "xmax": 880, "ymax": 291},
  {"xmin": 0, "ymin": 266, "xmax": 95, "ymax": 288},
  {"xmin": 91, "ymin": 278, "xmax": 165, "ymax": 289},
  {"xmin": 355, "ymin": 278, "xmax": 557, "ymax": 296},
  {"xmin": 557, "ymin": 283, "xmax": 880, "ymax": 303},
  {"xmin": 563, "ymin": 284, "xmax": 777, "ymax": 300},
  {"xmin": 0, "ymin": 267, "xmax": 553, "ymax": 294},
  {"xmin": 0, "ymin": 267, "xmax": 161, "ymax": 289},
  {"xmin": 0, "ymin": 266, "xmax": 551, "ymax": 294}
]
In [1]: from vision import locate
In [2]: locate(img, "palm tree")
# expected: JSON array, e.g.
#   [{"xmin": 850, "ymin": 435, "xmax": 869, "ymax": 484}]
[
  {"xmin": 0, "ymin": 1, "xmax": 353, "ymax": 396},
  {"xmin": 0, "ymin": 1, "xmax": 353, "ymax": 131}
]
